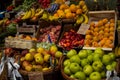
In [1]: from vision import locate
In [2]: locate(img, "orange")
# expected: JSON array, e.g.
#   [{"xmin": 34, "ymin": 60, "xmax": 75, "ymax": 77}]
[
  {"xmin": 98, "ymin": 34, "xmax": 104, "ymax": 40},
  {"xmin": 110, "ymin": 19, "xmax": 115, "ymax": 23},
  {"xmin": 99, "ymin": 39, "xmax": 105, "ymax": 46},
  {"xmin": 76, "ymin": 5, "xmax": 80, "ymax": 9},
  {"xmin": 59, "ymin": 4, "xmax": 69, "ymax": 10},
  {"xmin": 86, "ymin": 30, "xmax": 91, "ymax": 35},
  {"xmin": 93, "ymin": 32, "xmax": 99, "ymax": 36},
  {"xmin": 100, "ymin": 26, "xmax": 105, "ymax": 30},
  {"xmin": 65, "ymin": 12, "xmax": 73, "ymax": 19},
  {"xmin": 84, "ymin": 39, "xmax": 92, "ymax": 45},
  {"xmin": 109, "ymin": 36, "xmax": 114, "ymax": 41},
  {"xmin": 105, "ymin": 23, "xmax": 110, "ymax": 28},
  {"xmin": 102, "ymin": 18, "xmax": 108, "ymax": 24},
  {"xmin": 57, "ymin": 9, "xmax": 64, "ymax": 14},
  {"xmin": 76, "ymin": 9, "xmax": 82, "ymax": 15},
  {"xmin": 90, "ymin": 26, "xmax": 94, "ymax": 30},
  {"xmin": 109, "ymin": 31, "xmax": 114, "ymax": 36},
  {"xmin": 99, "ymin": 30, "xmax": 104, "ymax": 35},
  {"xmin": 104, "ymin": 32, "xmax": 109, "ymax": 38},
  {"xmin": 64, "ymin": 9, "xmax": 71, "ymax": 13},
  {"xmin": 72, "ymin": 13, "xmax": 76, "ymax": 17},
  {"xmin": 69, "ymin": 4, "xmax": 77, "ymax": 13},
  {"xmin": 53, "ymin": 13, "xmax": 59, "ymax": 17},
  {"xmin": 104, "ymin": 28, "xmax": 109, "ymax": 33},
  {"xmin": 58, "ymin": 12, "xmax": 65, "ymax": 18},
  {"xmin": 94, "ymin": 27, "xmax": 99, "ymax": 32},
  {"xmin": 85, "ymin": 35, "xmax": 92, "ymax": 40},
  {"xmin": 109, "ymin": 27, "xmax": 114, "ymax": 32},
  {"xmin": 90, "ymin": 22, "xmax": 95, "ymax": 27},
  {"xmin": 92, "ymin": 41, "xmax": 99, "ymax": 47},
  {"xmin": 110, "ymin": 23, "xmax": 115, "ymax": 27},
  {"xmin": 93, "ymin": 36, "xmax": 99, "ymax": 42},
  {"xmin": 97, "ymin": 20, "xmax": 103, "ymax": 26}
]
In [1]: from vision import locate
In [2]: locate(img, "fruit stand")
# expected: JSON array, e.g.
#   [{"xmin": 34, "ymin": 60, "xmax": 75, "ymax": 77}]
[{"xmin": 0, "ymin": 0, "xmax": 120, "ymax": 80}]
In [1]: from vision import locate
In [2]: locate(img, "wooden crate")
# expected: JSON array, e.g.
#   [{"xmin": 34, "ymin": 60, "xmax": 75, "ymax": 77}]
[{"xmin": 83, "ymin": 10, "xmax": 117, "ymax": 51}]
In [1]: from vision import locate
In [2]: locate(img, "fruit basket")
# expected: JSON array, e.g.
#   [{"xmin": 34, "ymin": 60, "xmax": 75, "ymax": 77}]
[
  {"xmin": 83, "ymin": 10, "xmax": 117, "ymax": 51},
  {"xmin": 36, "ymin": 20, "xmax": 62, "ymax": 44}
]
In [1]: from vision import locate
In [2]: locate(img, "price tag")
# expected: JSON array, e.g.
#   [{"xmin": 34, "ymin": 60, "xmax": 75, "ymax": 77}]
[
  {"xmin": 28, "ymin": 72, "xmax": 44, "ymax": 80},
  {"xmin": 5, "ymin": 13, "xmax": 10, "ymax": 18},
  {"xmin": 77, "ymin": 23, "xmax": 90, "ymax": 35}
]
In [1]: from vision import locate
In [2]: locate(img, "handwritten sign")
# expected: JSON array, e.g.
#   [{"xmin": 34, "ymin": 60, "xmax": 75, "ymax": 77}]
[{"xmin": 77, "ymin": 23, "xmax": 90, "ymax": 35}]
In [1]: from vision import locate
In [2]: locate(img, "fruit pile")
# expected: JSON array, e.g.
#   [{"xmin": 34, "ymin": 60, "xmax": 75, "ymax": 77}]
[
  {"xmin": 38, "ymin": 25, "xmax": 61, "ymax": 43},
  {"xmin": 20, "ymin": 45, "xmax": 63, "ymax": 72},
  {"xmin": 62, "ymin": 48, "xmax": 117, "ymax": 80},
  {"xmin": 84, "ymin": 18, "xmax": 115, "ymax": 48},
  {"xmin": 38, "ymin": 0, "xmax": 50, "ymax": 8},
  {"xmin": 59, "ymin": 29, "xmax": 84, "ymax": 50},
  {"xmin": 52, "ymin": 1, "xmax": 89, "ymax": 24}
]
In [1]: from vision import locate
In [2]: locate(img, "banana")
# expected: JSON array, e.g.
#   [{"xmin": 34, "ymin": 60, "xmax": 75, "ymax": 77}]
[
  {"xmin": 35, "ymin": 9, "xmax": 44, "ymax": 17},
  {"xmin": 76, "ymin": 15, "xmax": 84, "ymax": 25},
  {"xmin": 22, "ymin": 10, "xmax": 32, "ymax": 20},
  {"xmin": 30, "ymin": 8, "xmax": 35, "ymax": 18},
  {"xmin": 115, "ymin": 46, "xmax": 119, "ymax": 57},
  {"xmin": 21, "ymin": 11, "xmax": 29, "ymax": 20},
  {"xmin": 82, "ymin": 14, "xmax": 89, "ymax": 24}
]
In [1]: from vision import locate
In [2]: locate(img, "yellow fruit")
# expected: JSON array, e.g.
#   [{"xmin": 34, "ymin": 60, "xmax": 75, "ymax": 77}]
[
  {"xmin": 50, "ymin": 45, "xmax": 58, "ymax": 55},
  {"xmin": 102, "ymin": 18, "xmax": 108, "ymax": 24},
  {"xmin": 44, "ymin": 54, "xmax": 50, "ymax": 62},
  {"xmin": 110, "ymin": 19, "xmax": 115, "ymax": 23},
  {"xmin": 64, "ymin": 9, "xmax": 71, "ymax": 14},
  {"xmin": 25, "ymin": 65, "xmax": 33, "ymax": 71},
  {"xmin": 33, "ymin": 65, "xmax": 42, "ymax": 71},
  {"xmin": 42, "ymin": 67, "xmax": 49, "ymax": 71},
  {"xmin": 79, "ymin": 1, "xmax": 85, "ymax": 7},
  {"xmin": 34, "ymin": 53, "xmax": 42, "ymax": 59},
  {"xmin": 59, "ymin": 4, "xmax": 69, "ymax": 10},
  {"xmin": 25, "ymin": 53, "xmax": 34, "ymax": 61},
  {"xmin": 37, "ymin": 47, "xmax": 44, "ymax": 53},
  {"xmin": 29, "ymin": 48, "xmax": 36, "ymax": 53},
  {"xmin": 35, "ymin": 56, "xmax": 44, "ymax": 64}
]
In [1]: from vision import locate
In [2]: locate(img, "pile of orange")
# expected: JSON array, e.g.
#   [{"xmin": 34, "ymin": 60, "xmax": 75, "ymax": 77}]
[
  {"xmin": 53, "ymin": 1, "xmax": 87, "ymax": 19},
  {"xmin": 84, "ymin": 18, "xmax": 115, "ymax": 48}
]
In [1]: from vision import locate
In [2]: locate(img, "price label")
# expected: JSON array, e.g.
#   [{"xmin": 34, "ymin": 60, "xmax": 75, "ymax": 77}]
[
  {"xmin": 28, "ymin": 72, "xmax": 44, "ymax": 80},
  {"xmin": 5, "ymin": 13, "xmax": 10, "ymax": 18},
  {"xmin": 77, "ymin": 23, "xmax": 90, "ymax": 35}
]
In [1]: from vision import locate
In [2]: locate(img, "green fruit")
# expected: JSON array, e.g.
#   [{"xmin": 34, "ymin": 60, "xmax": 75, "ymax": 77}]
[
  {"xmin": 69, "ymin": 63, "xmax": 80, "ymax": 73},
  {"xmin": 25, "ymin": 53, "xmax": 34, "ymax": 61},
  {"xmin": 55, "ymin": 51, "xmax": 63, "ymax": 58},
  {"xmin": 94, "ymin": 48, "xmax": 104, "ymax": 56},
  {"xmin": 78, "ymin": 49, "xmax": 88, "ymax": 59},
  {"xmin": 67, "ymin": 49, "xmax": 77, "ymax": 58},
  {"xmin": 63, "ymin": 59, "xmax": 71, "ymax": 67},
  {"xmin": 81, "ymin": 59, "xmax": 89, "ymax": 67},
  {"xmin": 64, "ymin": 66, "xmax": 71, "ymax": 75},
  {"xmin": 93, "ymin": 53, "xmax": 101, "ymax": 61},
  {"xmin": 100, "ymin": 71, "xmax": 106, "ymax": 78},
  {"xmin": 92, "ymin": 61, "xmax": 103, "ymax": 72},
  {"xmin": 106, "ymin": 64, "xmax": 114, "ymax": 71},
  {"xmin": 102, "ymin": 54, "xmax": 111, "ymax": 65},
  {"xmin": 108, "ymin": 52, "xmax": 116, "ymax": 61},
  {"xmin": 89, "ymin": 72, "xmax": 101, "ymax": 80},
  {"xmin": 87, "ymin": 55, "xmax": 93, "ymax": 63},
  {"xmin": 74, "ymin": 71, "xmax": 86, "ymax": 80},
  {"xmin": 86, "ymin": 49, "xmax": 93, "ymax": 55},
  {"xmin": 83, "ymin": 65, "xmax": 93, "ymax": 75},
  {"xmin": 70, "ymin": 74, "xmax": 75, "ymax": 79},
  {"xmin": 70, "ymin": 55, "xmax": 81, "ymax": 64}
]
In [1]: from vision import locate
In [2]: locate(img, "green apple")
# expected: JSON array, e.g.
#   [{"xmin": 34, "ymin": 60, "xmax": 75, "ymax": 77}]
[
  {"xmin": 69, "ymin": 63, "xmax": 80, "ymax": 73},
  {"xmin": 108, "ymin": 52, "xmax": 116, "ymax": 61},
  {"xmin": 63, "ymin": 59, "xmax": 71, "ymax": 67},
  {"xmin": 87, "ymin": 55, "xmax": 93, "ymax": 63},
  {"xmin": 83, "ymin": 65, "xmax": 93, "ymax": 75},
  {"xmin": 100, "ymin": 71, "xmax": 106, "ymax": 78},
  {"xmin": 81, "ymin": 59, "xmax": 89, "ymax": 67},
  {"xmin": 55, "ymin": 51, "xmax": 63, "ymax": 58},
  {"xmin": 89, "ymin": 72, "xmax": 101, "ymax": 80},
  {"xmin": 29, "ymin": 48, "xmax": 36, "ymax": 53},
  {"xmin": 74, "ymin": 71, "xmax": 86, "ymax": 80},
  {"xmin": 86, "ymin": 77, "xmax": 90, "ymax": 80},
  {"xmin": 112, "ymin": 61, "xmax": 117, "ymax": 69},
  {"xmin": 102, "ymin": 54, "xmax": 111, "ymax": 65},
  {"xmin": 70, "ymin": 55, "xmax": 81, "ymax": 64},
  {"xmin": 25, "ymin": 53, "xmax": 34, "ymax": 61},
  {"xmin": 70, "ymin": 74, "xmax": 75, "ymax": 79},
  {"xmin": 92, "ymin": 61, "xmax": 103, "ymax": 72},
  {"xmin": 93, "ymin": 53, "xmax": 101, "ymax": 61},
  {"xmin": 67, "ymin": 49, "xmax": 77, "ymax": 58},
  {"xmin": 106, "ymin": 64, "xmax": 114, "ymax": 71},
  {"xmin": 64, "ymin": 66, "xmax": 71, "ymax": 75},
  {"xmin": 86, "ymin": 49, "xmax": 93, "ymax": 55},
  {"xmin": 35, "ymin": 56, "xmax": 44, "ymax": 64},
  {"xmin": 94, "ymin": 47, "xmax": 104, "ymax": 56},
  {"xmin": 78, "ymin": 49, "xmax": 88, "ymax": 59}
]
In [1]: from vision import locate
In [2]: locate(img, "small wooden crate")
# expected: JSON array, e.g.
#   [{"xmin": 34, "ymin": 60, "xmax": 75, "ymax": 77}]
[{"xmin": 83, "ymin": 10, "xmax": 117, "ymax": 51}]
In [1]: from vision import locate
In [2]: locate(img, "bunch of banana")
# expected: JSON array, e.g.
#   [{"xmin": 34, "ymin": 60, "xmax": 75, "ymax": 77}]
[
  {"xmin": 115, "ymin": 45, "xmax": 120, "ymax": 57},
  {"xmin": 79, "ymin": 1, "xmax": 88, "ymax": 14},
  {"xmin": 21, "ymin": 8, "xmax": 44, "ymax": 20},
  {"xmin": 75, "ymin": 14, "xmax": 89, "ymax": 25}
]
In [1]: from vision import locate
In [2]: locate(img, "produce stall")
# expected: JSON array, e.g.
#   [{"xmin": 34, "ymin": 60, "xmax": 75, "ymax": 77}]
[{"xmin": 0, "ymin": 0, "xmax": 120, "ymax": 80}]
